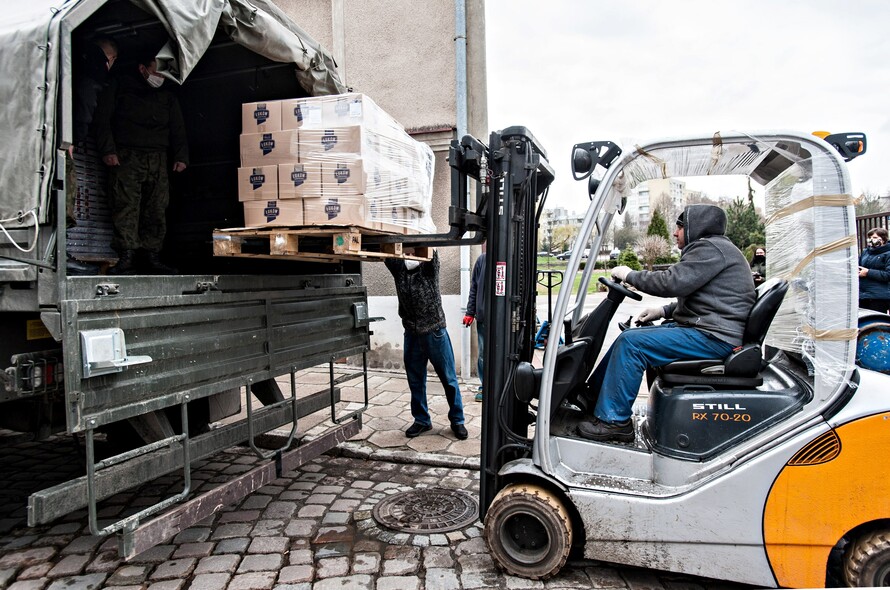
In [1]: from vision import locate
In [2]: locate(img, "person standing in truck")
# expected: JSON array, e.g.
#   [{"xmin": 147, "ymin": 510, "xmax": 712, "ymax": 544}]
[
  {"xmin": 94, "ymin": 52, "xmax": 188, "ymax": 275},
  {"xmin": 577, "ymin": 204, "xmax": 756, "ymax": 443},
  {"xmin": 462, "ymin": 248, "xmax": 486, "ymax": 401},
  {"xmin": 385, "ymin": 250, "xmax": 468, "ymax": 440}
]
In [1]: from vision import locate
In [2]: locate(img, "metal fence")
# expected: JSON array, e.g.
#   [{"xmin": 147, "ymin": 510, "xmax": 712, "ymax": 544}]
[{"xmin": 855, "ymin": 211, "xmax": 890, "ymax": 251}]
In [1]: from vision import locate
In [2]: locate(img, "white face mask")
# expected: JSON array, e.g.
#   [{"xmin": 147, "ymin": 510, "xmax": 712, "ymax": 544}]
[
  {"xmin": 405, "ymin": 260, "xmax": 420, "ymax": 270},
  {"xmin": 146, "ymin": 73, "xmax": 165, "ymax": 88}
]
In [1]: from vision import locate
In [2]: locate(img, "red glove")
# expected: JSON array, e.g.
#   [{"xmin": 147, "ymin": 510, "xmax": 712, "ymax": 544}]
[{"xmin": 462, "ymin": 315, "xmax": 475, "ymax": 327}]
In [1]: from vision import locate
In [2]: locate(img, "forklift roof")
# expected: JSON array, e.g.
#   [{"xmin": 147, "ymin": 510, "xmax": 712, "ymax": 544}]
[{"xmin": 0, "ymin": 0, "xmax": 345, "ymax": 224}]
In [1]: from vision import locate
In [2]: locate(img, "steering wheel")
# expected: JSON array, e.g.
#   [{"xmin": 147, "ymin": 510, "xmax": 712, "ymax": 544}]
[{"xmin": 598, "ymin": 276, "xmax": 642, "ymax": 301}]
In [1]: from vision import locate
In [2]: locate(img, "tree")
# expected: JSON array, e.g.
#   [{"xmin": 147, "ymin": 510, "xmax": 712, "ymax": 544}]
[
  {"xmin": 646, "ymin": 209, "xmax": 670, "ymax": 241},
  {"xmin": 635, "ymin": 235, "xmax": 670, "ymax": 271},
  {"xmin": 613, "ymin": 216, "xmax": 641, "ymax": 251},
  {"xmin": 551, "ymin": 224, "xmax": 579, "ymax": 253},
  {"xmin": 725, "ymin": 196, "xmax": 765, "ymax": 251},
  {"xmin": 650, "ymin": 192, "xmax": 679, "ymax": 230},
  {"xmin": 856, "ymin": 190, "xmax": 888, "ymax": 217}
]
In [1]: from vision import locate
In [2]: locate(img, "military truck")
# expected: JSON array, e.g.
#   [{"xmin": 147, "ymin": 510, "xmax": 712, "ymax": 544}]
[{"xmin": 0, "ymin": 0, "xmax": 378, "ymax": 556}]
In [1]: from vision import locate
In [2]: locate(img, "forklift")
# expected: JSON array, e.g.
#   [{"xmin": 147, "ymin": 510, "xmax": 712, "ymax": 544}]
[{"xmin": 445, "ymin": 128, "xmax": 890, "ymax": 588}]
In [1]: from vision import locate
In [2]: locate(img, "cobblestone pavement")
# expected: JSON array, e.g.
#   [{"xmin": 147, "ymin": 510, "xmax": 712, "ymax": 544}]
[{"xmin": 0, "ymin": 434, "xmax": 749, "ymax": 590}]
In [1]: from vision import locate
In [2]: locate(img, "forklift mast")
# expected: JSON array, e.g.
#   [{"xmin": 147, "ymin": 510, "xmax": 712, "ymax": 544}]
[{"xmin": 448, "ymin": 127, "xmax": 554, "ymax": 515}]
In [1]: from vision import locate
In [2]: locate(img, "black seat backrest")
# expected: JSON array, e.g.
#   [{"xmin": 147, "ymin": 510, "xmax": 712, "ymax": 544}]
[{"xmin": 743, "ymin": 278, "xmax": 789, "ymax": 346}]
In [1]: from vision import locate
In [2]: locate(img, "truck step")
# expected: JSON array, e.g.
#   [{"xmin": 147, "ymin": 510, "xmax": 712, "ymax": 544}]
[{"xmin": 212, "ymin": 225, "xmax": 432, "ymax": 263}]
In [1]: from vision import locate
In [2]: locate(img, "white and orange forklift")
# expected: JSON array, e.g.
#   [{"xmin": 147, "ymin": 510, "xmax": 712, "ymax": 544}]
[{"xmin": 445, "ymin": 127, "xmax": 889, "ymax": 587}]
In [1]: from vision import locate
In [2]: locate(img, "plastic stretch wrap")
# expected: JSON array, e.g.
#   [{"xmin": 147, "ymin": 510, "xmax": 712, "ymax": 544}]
[
  {"xmin": 598, "ymin": 132, "xmax": 857, "ymax": 401},
  {"xmin": 240, "ymin": 93, "xmax": 434, "ymax": 234}
]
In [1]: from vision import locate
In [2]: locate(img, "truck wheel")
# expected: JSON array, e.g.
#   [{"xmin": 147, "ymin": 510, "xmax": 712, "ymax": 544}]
[
  {"xmin": 844, "ymin": 529, "xmax": 890, "ymax": 587},
  {"xmin": 483, "ymin": 483, "xmax": 572, "ymax": 580}
]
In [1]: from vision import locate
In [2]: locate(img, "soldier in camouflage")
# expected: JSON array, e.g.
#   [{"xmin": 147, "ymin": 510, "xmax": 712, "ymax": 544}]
[{"xmin": 94, "ymin": 52, "xmax": 188, "ymax": 274}]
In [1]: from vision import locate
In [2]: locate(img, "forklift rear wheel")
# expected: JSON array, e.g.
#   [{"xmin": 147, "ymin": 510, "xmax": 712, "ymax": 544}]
[
  {"xmin": 484, "ymin": 483, "xmax": 572, "ymax": 580},
  {"xmin": 843, "ymin": 529, "xmax": 890, "ymax": 587}
]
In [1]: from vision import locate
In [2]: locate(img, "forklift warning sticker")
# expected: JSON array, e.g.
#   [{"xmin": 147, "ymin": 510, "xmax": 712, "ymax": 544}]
[{"xmin": 495, "ymin": 262, "xmax": 506, "ymax": 296}]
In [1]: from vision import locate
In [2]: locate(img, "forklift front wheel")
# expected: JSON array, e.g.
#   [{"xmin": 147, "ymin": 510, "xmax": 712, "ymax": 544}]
[
  {"xmin": 484, "ymin": 483, "xmax": 572, "ymax": 580},
  {"xmin": 844, "ymin": 529, "xmax": 890, "ymax": 587}
]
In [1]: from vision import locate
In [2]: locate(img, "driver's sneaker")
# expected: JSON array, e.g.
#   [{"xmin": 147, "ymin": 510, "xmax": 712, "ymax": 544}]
[{"xmin": 577, "ymin": 417, "xmax": 633, "ymax": 443}]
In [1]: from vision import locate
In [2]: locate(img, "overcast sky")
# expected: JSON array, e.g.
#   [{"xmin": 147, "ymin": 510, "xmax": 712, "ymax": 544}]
[{"xmin": 485, "ymin": 0, "xmax": 890, "ymax": 213}]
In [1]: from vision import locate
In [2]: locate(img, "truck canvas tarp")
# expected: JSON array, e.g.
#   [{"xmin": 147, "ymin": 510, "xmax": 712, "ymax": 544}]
[{"xmin": 0, "ymin": 0, "xmax": 376, "ymax": 558}]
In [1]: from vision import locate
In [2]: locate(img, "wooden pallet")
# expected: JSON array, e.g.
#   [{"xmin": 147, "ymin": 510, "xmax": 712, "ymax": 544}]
[{"xmin": 212, "ymin": 225, "xmax": 431, "ymax": 263}]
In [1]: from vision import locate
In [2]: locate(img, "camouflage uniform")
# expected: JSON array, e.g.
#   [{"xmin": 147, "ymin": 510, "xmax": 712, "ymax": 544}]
[{"xmin": 94, "ymin": 70, "xmax": 188, "ymax": 254}]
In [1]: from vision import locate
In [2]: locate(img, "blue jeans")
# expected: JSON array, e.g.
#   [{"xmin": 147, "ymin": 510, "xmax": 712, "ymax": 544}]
[
  {"xmin": 404, "ymin": 327, "xmax": 465, "ymax": 427},
  {"xmin": 476, "ymin": 321, "xmax": 485, "ymax": 389},
  {"xmin": 591, "ymin": 323, "xmax": 734, "ymax": 423}
]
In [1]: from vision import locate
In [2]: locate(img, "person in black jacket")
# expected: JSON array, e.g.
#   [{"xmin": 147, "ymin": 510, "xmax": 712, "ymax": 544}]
[
  {"xmin": 462, "ymin": 250, "xmax": 486, "ymax": 401},
  {"xmin": 385, "ymin": 250, "xmax": 467, "ymax": 440},
  {"xmin": 859, "ymin": 227, "xmax": 890, "ymax": 314}
]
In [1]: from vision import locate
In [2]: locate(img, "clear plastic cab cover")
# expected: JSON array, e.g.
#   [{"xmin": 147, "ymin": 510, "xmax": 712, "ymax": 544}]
[{"xmin": 600, "ymin": 131, "xmax": 857, "ymax": 401}]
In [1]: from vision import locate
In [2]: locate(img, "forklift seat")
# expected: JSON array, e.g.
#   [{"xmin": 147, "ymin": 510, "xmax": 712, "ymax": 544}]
[{"xmin": 658, "ymin": 278, "xmax": 789, "ymax": 388}]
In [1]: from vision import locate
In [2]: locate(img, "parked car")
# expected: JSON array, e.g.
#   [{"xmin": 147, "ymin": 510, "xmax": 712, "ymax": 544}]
[
  {"xmin": 556, "ymin": 250, "xmax": 572, "ymax": 260},
  {"xmin": 610, "ymin": 248, "xmax": 621, "ymax": 260},
  {"xmin": 537, "ymin": 251, "xmax": 551, "ymax": 257}
]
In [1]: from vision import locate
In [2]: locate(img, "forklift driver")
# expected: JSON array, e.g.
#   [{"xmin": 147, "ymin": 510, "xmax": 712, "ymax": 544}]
[{"xmin": 577, "ymin": 204, "xmax": 756, "ymax": 443}]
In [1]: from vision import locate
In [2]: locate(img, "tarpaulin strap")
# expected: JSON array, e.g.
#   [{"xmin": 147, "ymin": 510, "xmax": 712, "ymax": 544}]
[
  {"xmin": 634, "ymin": 145, "xmax": 668, "ymax": 179},
  {"xmin": 788, "ymin": 234, "xmax": 857, "ymax": 278},
  {"xmin": 708, "ymin": 131, "xmax": 724, "ymax": 175},
  {"xmin": 801, "ymin": 325, "xmax": 858, "ymax": 341},
  {"xmin": 765, "ymin": 194, "xmax": 854, "ymax": 226}
]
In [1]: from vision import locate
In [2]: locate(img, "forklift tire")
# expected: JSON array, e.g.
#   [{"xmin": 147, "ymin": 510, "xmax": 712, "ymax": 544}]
[
  {"xmin": 843, "ymin": 529, "xmax": 890, "ymax": 587},
  {"xmin": 483, "ymin": 483, "xmax": 572, "ymax": 580}
]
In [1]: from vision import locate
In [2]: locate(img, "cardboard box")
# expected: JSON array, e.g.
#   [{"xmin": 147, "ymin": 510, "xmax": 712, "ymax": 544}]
[
  {"xmin": 299, "ymin": 126, "xmax": 362, "ymax": 159},
  {"xmin": 281, "ymin": 98, "xmax": 323, "ymax": 129},
  {"xmin": 243, "ymin": 200, "xmax": 303, "ymax": 227},
  {"xmin": 240, "ymin": 131, "xmax": 299, "ymax": 167},
  {"xmin": 278, "ymin": 163, "xmax": 322, "ymax": 199},
  {"xmin": 242, "ymin": 101, "xmax": 282, "ymax": 133},
  {"xmin": 319, "ymin": 158, "xmax": 366, "ymax": 198},
  {"xmin": 303, "ymin": 196, "xmax": 373, "ymax": 230},
  {"xmin": 237, "ymin": 166, "xmax": 279, "ymax": 202}
]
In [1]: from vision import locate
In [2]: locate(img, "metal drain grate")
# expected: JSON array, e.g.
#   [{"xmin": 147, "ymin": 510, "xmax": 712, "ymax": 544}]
[{"xmin": 372, "ymin": 488, "xmax": 479, "ymax": 534}]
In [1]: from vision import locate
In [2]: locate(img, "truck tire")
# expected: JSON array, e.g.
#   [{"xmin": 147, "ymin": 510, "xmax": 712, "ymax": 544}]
[
  {"xmin": 844, "ymin": 529, "xmax": 890, "ymax": 587},
  {"xmin": 483, "ymin": 483, "xmax": 572, "ymax": 580}
]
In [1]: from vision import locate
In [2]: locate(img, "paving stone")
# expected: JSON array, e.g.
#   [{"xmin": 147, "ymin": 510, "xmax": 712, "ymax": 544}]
[
  {"xmin": 60, "ymin": 536, "xmax": 102, "ymax": 555},
  {"xmin": 214, "ymin": 538, "xmax": 251, "ymax": 554},
  {"xmin": 107, "ymin": 564, "xmax": 151, "ymax": 586},
  {"xmin": 251, "ymin": 519, "xmax": 286, "ymax": 537},
  {"xmin": 277, "ymin": 564, "xmax": 313, "ymax": 584},
  {"xmin": 313, "ymin": 526, "xmax": 352, "ymax": 544},
  {"xmin": 458, "ymin": 553, "xmax": 497, "ymax": 574},
  {"xmin": 312, "ymin": 575, "xmax": 373, "ymax": 590},
  {"xmin": 145, "ymin": 580, "xmax": 185, "ymax": 590},
  {"xmin": 130, "ymin": 545, "xmax": 175, "ymax": 565},
  {"xmin": 461, "ymin": 571, "xmax": 502, "ymax": 589},
  {"xmin": 47, "ymin": 553, "xmax": 90, "ymax": 577},
  {"xmin": 283, "ymin": 520, "xmax": 316, "ymax": 538},
  {"xmin": 545, "ymin": 567, "xmax": 598, "ymax": 588},
  {"xmin": 241, "ymin": 496, "xmax": 273, "ymax": 510},
  {"xmin": 18, "ymin": 561, "xmax": 53, "ymax": 579},
  {"xmin": 195, "ymin": 554, "xmax": 241, "ymax": 574},
  {"xmin": 351, "ymin": 552, "xmax": 380, "ymax": 575},
  {"xmin": 314, "ymin": 542, "xmax": 351, "ymax": 559},
  {"xmin": 505, "ymin": 574, "xmax": 546, "ymax": 589},
  {"xmin": 173, "ymin": 527, "xmax": 212, "ymax": 544},
  {"xmin": 248, "ymin": 537, "xmax": 289, "ymax": 554},
  {"xmin": 455, "ymin": 536, "xmax": 487, "ymax": 555},
  {"xmin": 238, "ymin": 553, "xmax": 283, "ymax": 573},
  {"xmin": 321, "ymin": 512, "xmax": 350, "ymax": 525},
  {"xmin": 316, "ymin": 556, "xmax": 350, "ymax": 578},
  {"xmin": 263, "ymin": 502, "xmax": 297, "ymax": 520},
  {"xmin": 220, "ymin": 510, "xmax": 263, "ymax": 524},
  {"xmin": 150, "ymin": 559, "xmax": 197, "ymax": 580},
  {"xmin": 212, "ymin": 523, "xmax": 253, "ymax": 539},
  {"xmin": 296, "ymin": 505, "xmax": 325, "ymax": 518},
  {"xmin": 228, "ymin": 571, "xmax": 276, "ymax": 590},
  {"xmin": 45, "ymin": 573, "xmax": 107, "ymax": 590},
  {"xmin": 85, "ymin": 551, "xmax": 121, "ymax": 573},
  {"xmin": 376, "ymin": 575, "xmax": 421, "ymax": 590},
  {"xmin": 328, "ymin": 499, "xmax": 359, "ymax": 512},
  {"xmin": 305, "ymin": 494, "xmax": 335, "ymax": 505},
  {"xmin": 0, "ymin": 547, "xmax": 57, "ymax": 569},
  {"xmin": 173, "ymin": 542, "xmax": 214, "ymax": 559},
  {"xmin": 288, "ymin": 549, "xmax": 313, "ymax": 565},
  {"xmin": 425, "ymin": 568, "xmax": 461, "ymax": 590},
  {"xmin": 423, "ymin": 547, "xmax": 454, "ymax": 569},
  {"xmin": 188, "ymin": 573, "xmax": 232, "ymax": 590},
  {"xmin": 586, "ymin": 567, "xmax": 630, "ymax": 589},
  {"xmin": 380, "ymin": 556, "xmax": 419, "ymax": 576},
  {"xmin": 8, "ymin": 581, "xmax": 47, "ymax": 590}
]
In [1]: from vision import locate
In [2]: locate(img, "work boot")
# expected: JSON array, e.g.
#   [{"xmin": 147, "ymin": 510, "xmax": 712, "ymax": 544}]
[
  {"xmin": 451, "ymin": 423, "xmax": 468, "ymax": 440},
  {"xmin": 144, "ymin": 252, "xmax": 177, "ymax": 274},
  {"xmin": 65, "ymin": 254, "xmax": 98, "ymax": 276},
  {"xmin": 577, "ymin": 417, "xmax": 634, "ymax": 443},
  {"xmin": 405, "ymin": 423, "xmax": 432, "ymax": 438},
  {"xmin": 108, "ymin": 250, "xmax": 137, "ymax": 275}
]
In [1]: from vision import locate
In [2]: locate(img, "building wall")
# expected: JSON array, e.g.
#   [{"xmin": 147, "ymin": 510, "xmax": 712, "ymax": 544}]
[{"xmin": 273, "ymin": 0, "xmax": 488, "ymax": 372}]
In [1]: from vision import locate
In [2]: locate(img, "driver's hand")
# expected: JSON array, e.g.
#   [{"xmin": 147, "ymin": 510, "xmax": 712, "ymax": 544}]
[
  {"xmin": 637, "ymin": 306, "xmax": 664, "ymax": 324},
  {"xmin": 611, "ymin": 265, "xmax": 632, "ymax": 282}
]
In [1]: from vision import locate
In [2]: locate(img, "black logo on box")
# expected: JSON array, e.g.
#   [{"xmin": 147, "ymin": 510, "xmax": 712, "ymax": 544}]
[
  {"xmin": 254, "ymin": 105, "xmax": 269, "ymax": 125},
  {"xmin": 334, "ymin": 165, "xmax": 350, "ymax": 183},
  {"xmin": 294, "ymin": 104, "xmax": 303, "ymax": 123},
  {"xmin": 324, "ymin": 199, "xmax": 341, "ymax": 220},
  {"xmin": 260, "ymin": 133, "xmax": 275, "ymax": 156},
  {"xmin": 250, "ymin": 168, "xmax": 265, "ymax": 190},
  {"xmin": 321, "ymin": 130, "xmax": 337, "ymax": 151},
  {"xmin": 291, "ymin": 168, "xmax": 307, "ymax": 187},
  {"xmin": 264, "ymin": 201, "xmax": 280, "ymax": 222}
]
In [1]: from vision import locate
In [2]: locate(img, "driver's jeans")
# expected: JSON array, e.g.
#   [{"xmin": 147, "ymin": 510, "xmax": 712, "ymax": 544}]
[{"xmin": 589, "ymin": 323, "xmax": 734, "ymax": 423}]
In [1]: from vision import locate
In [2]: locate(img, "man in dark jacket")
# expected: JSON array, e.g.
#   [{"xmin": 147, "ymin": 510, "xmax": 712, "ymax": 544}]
[
  {"xmin": 858, "ymin": 227, "xmax": 890, "ymax": 313},
  {"xmin": 95, "ymin": 53, "xmax": 188, "ymax": 274},
  {"xmin": 462, "ymin": 250, "xmax": 486, "ymax": 401},
  {"xmin": 385, "ymin": 251, "xmax": 467, "ymax": 439},
  {"xmin": 578, "ymin": 204, "xmax": 756, "ymax": 443}
]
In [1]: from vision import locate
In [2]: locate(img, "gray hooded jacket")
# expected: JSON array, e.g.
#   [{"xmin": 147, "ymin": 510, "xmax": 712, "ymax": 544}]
[{"xmin": 625, "ymin": 204, "xmax": 755, "ymax": 346}]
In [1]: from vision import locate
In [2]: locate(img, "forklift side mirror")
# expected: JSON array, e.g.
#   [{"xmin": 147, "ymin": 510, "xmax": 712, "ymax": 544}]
[
  {"xmin": 513, "ymin": 361, "xmax": 541, "ymax": 403},
  {"xmin": 572, "ymin": 147, "xmax": 593, "ymax": 180},
  {"xmin": 823, "ymin": 132, "xmax": 867, "ymax": 162},
  {"xmin": 587, "ymin": 176, "xmax": 600, "ymax": 200}
]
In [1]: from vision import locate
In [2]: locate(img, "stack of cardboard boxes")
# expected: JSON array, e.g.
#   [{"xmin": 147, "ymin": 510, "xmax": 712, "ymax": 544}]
[{"xmin": 237, "ymin": 93, "xmax": 435, "ymax": 234}]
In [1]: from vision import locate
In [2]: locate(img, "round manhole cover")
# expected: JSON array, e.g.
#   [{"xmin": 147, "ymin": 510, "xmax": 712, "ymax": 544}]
[{"xmin": 372, "ymin": 488, "xmax": 479, "ymax": 534}]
